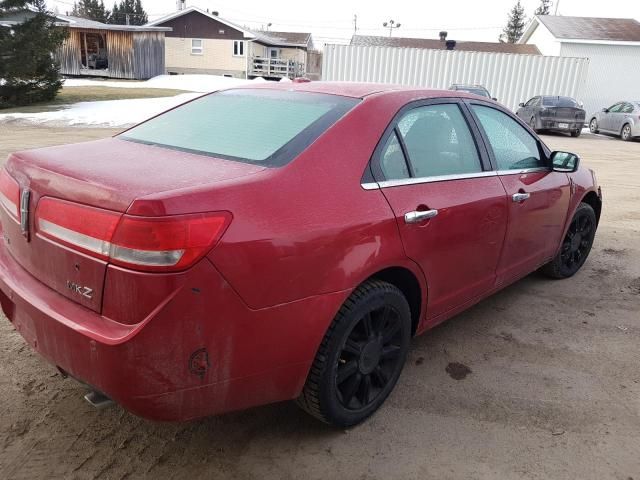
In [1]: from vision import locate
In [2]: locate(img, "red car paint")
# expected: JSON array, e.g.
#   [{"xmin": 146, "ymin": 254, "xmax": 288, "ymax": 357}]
[{"xmin": 0, "ymin": 83, "xmax": 601, "ymax": 421}]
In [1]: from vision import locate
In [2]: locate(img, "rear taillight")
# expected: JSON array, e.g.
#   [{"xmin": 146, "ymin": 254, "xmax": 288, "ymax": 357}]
[
  {"xmin": 36, "ymin": 197, "xmax": 231, "ymax": 272},
  {"xmin": 0, "ymin": 169, "xmax": 20, "ymax": 220}
]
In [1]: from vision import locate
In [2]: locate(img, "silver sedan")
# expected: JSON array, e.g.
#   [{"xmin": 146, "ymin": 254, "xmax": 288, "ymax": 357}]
[{"xmin": 589, "ymin": 101, "xmax": 640, "ymax": 141}]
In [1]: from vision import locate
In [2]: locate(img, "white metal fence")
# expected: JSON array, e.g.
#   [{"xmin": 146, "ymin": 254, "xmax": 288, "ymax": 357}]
[{"xmin": 322, "ymin": 44, "xmax": 590, "ymax": 112}]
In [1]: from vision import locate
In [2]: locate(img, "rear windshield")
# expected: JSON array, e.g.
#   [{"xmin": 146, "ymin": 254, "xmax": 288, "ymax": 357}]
[
  {"xmin": 457, "ymin": 87, "xmax": 490, "ymax": 98},
  {"xmin": 120, "ymin": 89, "xmax": 359, "ymax": 166},
  {"xmin": 542, "ymin": 96, "xmax": 579, "ymax": 107}
]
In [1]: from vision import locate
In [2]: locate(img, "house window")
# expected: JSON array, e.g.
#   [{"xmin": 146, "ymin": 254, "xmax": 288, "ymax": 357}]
[
  {"xmin": 233, "ymin": 40, "xmax": 244, "ymax": 57},
  {"xmin": 191, "ymin": 39, "xmax": 203, "ymax": 55},
  {"xmin": 218, "ymin": 29, "xmax": 225, "ymax": 34}
]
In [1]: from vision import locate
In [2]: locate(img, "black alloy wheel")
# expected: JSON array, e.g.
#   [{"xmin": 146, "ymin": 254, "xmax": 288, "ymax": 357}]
[
  {"xmin": 542, "ymin": 202, "xmax": 597, "ymax": 279},
  {"xmin": 297, "ymin": 280, "xmax": 411, "ymax": 427}
]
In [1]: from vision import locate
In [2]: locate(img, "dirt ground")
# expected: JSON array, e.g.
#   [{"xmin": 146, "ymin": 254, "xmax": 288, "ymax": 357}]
[{"xmin": 0, "ymin": 125, "xmax": 638, "ymax": 480}]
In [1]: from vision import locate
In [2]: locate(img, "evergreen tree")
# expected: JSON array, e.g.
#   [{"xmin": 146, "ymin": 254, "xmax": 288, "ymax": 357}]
[
  {"xmin": 500, "ymin": 0, "xmax": 527, "ymax": 43},
  {"xmin": 535, "ymin": 0, "xmax": 552, "ymax": 15},
  {"xmin": 70, "ymin": 0, "xmax": 110, "ymax": 23},
  {"xmin": 109, "ymin": 0, "xmax": 146, "ymax": 25},
  {"xmin": 0, "ymin": 0, "xmax": 68, "ymax": 107}
]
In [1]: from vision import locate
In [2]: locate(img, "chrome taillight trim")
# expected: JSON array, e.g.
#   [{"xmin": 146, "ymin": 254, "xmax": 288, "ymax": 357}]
[{"xmin": 38, "ymin": 218, "xmax": 186, "ymax": 267}]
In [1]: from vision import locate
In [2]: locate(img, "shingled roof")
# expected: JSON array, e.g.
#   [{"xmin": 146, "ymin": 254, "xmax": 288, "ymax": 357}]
[
  {"xmin": 536, "ymin": 15, "xmax": 640, "ymax": 42},
  {"xmin": 254, "ymin": 31, "xmax": 312, "ymax": 47},
  {"xmin": 350, "ymin": 35, "xmax": 541, "ymax": 55}
]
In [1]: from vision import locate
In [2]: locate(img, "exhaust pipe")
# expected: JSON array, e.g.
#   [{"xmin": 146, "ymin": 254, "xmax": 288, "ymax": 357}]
[{"xmin": 84, "ymin": 390, "xmax": 114, "ymax": 409}]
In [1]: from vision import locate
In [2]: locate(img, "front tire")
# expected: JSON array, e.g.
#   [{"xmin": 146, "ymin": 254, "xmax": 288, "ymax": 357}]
[
  {"xmin": 621, "ymin": 123, "xmax": 632, "ymax": 141},
  {"xmin": 297, "ymin": 280, "xmax": 411, "ymax": 427},
  {"xmin": 542, "ymin": 203, "xmax": 597, "ymax": 279},
  {"xmin": 589, "ymin": 118, "xmax": 599, "ymax": 134}
]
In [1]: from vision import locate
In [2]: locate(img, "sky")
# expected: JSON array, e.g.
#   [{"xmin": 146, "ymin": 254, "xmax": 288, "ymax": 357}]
[{"xmin": 47, "ymin": 0, "xmax": 640, "ymax": 46}]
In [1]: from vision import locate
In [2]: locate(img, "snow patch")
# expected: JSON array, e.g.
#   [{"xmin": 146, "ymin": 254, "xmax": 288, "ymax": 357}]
[
  {"xmin": 0, "ymin": 93, "xmax": 202, "ymax": 128},
  {"xmin": 63, "ymin": 74, "xmax": 266, "ymax": 93}
]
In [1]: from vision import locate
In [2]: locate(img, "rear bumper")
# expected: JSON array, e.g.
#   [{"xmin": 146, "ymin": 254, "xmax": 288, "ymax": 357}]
[
  {"xmin": 541, "ymin": 119, "xmax": 584, "ymax": 131},
  {"xmin": 0, "ymin": 238, "xmax": 347, "ymax": 421}
]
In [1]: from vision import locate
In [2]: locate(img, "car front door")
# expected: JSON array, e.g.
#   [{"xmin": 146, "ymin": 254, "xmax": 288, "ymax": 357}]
[
  {"xmin": 601, "ymin": 102, "xmax": 622, "ymax": 132},
  {"xmin": 370, "ymin": 100, "xmax": 509, "ymax": 321},
  {"xmin": 468, "ymin": 102, "xmax": 571, "ymax": 286}
]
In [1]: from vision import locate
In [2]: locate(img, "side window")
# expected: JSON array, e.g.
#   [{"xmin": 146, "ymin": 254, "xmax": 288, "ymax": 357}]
[
  {"xmin": 621, "ymin": 103, "xmax": 634, "ymax": 114},
  {"xmin": 396, "ymin": 104, "xmax": 482, "ymax": 178},
  {"xmin": 525, "ymin": 97, "xmax": 538, "ymax": 107},
  {"xmin": 608, "ymin": 103, "xmax": 623, "ymax": 113},
  {"xmin": 379, "ymin": 132, "xmax": 410, "ymax": 180},
  {"xmin": 471, "ymin": 105, "xmax": 544, "ymax": 171}
]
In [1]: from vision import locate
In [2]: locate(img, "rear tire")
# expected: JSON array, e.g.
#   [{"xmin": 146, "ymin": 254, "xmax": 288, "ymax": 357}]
[
  {"xmin": 296, "ymin": 280, "xmax": 411, "ymax": 427},
  {"xmin": 621, "ymin": 123, "xmax": 632, "ymax": 141},
  {"xmin": 571, "ymin": 128, "xmax": 581, "ymax": 138},
  {"xmin": 542, "ymin": 203, "xmax": 597, "ymax": 279},
  {"xmin": 589, "ymin": 118, "xmax": 599, "ymax": 134}
]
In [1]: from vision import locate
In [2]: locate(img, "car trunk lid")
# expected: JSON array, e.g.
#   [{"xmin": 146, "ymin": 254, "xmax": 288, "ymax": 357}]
[{"xmin": 1, "ymin": 138, "xmax": 265, "ymax": 312}]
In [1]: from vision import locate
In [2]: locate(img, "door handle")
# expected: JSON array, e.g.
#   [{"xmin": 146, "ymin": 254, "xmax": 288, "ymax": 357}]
[
  {"xmin": 512, "ymin": 192, "xmax": 530, "ymax": 202},
  {"xmin": 404, "ymin": 209, "xmax": 438, "ymax": 224}
]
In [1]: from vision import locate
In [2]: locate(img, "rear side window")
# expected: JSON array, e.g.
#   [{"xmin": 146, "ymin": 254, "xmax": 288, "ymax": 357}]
[
  {"xmin": 621, "ymin": 103, "xmax": 634, "ymax": 114},
  {"xmin": 120, "ymin": 89, "xmax": 359, "ymax": 166},
  {"xmin": 395, "ymin": 104, "xmax": 482, "ymax": 178},
  {"xmin": 471, "ymin": 105, "xmax": 544, "ymax": 171},
  {"xmin": 379, "ymin": 132, "xmax": 410, "ymax": 180}
]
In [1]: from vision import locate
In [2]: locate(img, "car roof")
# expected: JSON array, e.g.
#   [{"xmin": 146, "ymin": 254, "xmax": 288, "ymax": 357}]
[{"xmin": 228, "ymin": 81, "xmax": 482, "ymax": 100}]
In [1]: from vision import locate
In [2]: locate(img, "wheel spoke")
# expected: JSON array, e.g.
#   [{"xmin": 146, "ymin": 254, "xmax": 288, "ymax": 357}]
[
  {"xmin": 382, "ymin": 320, "xmax": 401, "ymax": 343},
  {"xmin": 381, "ymin": 344, "xmax": 401, "ymax": 361},
  {"xmin": 343, "ymin": 338, "xmax": 362, "ymax": 356},
  {"xmin": 341, "ymin": 373, "xmax": 362, "ymax": 406},
  {"xmin": 362, "ymin": 312, "xmax": 373, "ymax": 339},
  {"xmin": 372, "ymin": 365, "xmax": 389, "ymax": 387},
  {"xmin": 359, "ymin": 374, "xmax": 372, "ymax": 405},
  {"xmin": 337, "ymin": 360, "xmax": 358, "ymax": 384}
]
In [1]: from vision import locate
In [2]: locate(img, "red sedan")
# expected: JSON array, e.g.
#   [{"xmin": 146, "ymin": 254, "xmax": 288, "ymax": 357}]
[{"xmin": 0, "ymin": 83, "xmax": 601, "ymax": 427}]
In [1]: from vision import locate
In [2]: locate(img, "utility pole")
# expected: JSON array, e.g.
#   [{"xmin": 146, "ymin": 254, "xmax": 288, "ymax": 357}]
[
  {"xmin": 125, "ymin": 13, "xmax": 130, "ymax": 25},
  {"xmin": 353, "ymin": 14, "xmax": 358, "ymax": 35},
  {"xmin": 554, "ymin": 0, "xmax": 560, "ymax": 15},
  {"xmin": 382, "ymin": 19, "xmax": 401, "ymax": 37}
]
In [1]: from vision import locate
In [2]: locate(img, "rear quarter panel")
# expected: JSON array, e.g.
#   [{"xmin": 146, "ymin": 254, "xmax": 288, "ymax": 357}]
[{"xmin": 133, "ymin": 93, "xmax": 426, "ymax": 310}]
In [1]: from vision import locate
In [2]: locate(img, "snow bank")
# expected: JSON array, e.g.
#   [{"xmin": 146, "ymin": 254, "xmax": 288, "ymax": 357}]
[
  {"xmin": 63, "ymin": 74, "xmax": 266, "ymax": 93},
  {"xmin": 0, "ymin": 92, "xmax": 201, "ymax": 128}
]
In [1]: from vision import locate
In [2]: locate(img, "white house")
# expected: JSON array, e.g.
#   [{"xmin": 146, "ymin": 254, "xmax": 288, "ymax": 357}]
[{"xmin": 519, "ymin": 15, "xmax": 640, "ymax": 115}]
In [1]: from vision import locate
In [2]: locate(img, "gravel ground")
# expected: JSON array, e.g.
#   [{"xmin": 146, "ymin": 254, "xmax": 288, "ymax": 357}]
[{"xmin": 0, "ymin": 125, "xmax": 638, "ymax": 480}]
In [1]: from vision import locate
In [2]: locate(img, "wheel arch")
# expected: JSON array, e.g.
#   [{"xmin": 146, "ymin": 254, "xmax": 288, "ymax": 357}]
[
  {"xmin": 581, "ymin": 190, "xmax": 602, "ymax": 225},
  {"xmin": 365, "ymin": 266, "xmax": 424, "ymax": 336}
]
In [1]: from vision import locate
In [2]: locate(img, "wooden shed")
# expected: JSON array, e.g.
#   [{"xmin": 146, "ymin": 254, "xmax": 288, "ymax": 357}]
[
  {"xmin": 55, "ymin": 15, "xmax": 171, "ymax": 80},
  {"xmin": 0, "ymin": 10, "xmax": 170, "ymax": 80}
]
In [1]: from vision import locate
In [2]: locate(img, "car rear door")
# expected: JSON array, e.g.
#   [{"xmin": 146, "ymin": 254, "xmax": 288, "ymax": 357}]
[
  {"xmin": 467, "ymin": 102, "xmax": 571, "ymax": 286},
  {"xmin": 616, "ymin": 102, "xmax": 635, "ymax": 134},
  {"xmin": 369, "ymin": 99, "xmax": 509, "ymax": 321}
]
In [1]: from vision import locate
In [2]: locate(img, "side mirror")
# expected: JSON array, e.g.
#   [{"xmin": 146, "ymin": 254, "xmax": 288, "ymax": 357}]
[
  {"xmin": 602, "ymin": 108, "xmax": 608, "ymax": 113},
  {"xmin": 550, "ymin": 151, "xmax": 580, "ymax": 173},
  {"xmin": 492, "ymin": 97, "xmax": 498, "ymax": 101},
  {"xmin": 518, "ymin": 102, "xmax": 525, "ymax": 107}
]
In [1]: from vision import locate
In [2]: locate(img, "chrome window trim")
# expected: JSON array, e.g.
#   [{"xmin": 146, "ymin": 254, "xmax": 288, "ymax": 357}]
[
  {"xmin": 361, "ymin": 167, "xmax": 552, "ymax": 189},
  {"xmin": 495, "ymin": 167, "xmax": 550, "ymax": 175},
  {"xmin": 361, "ymin": 171, "xmax": 497, "ymax": 189}
]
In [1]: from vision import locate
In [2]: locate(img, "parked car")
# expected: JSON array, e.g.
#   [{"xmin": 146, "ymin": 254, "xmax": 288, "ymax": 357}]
[
  {"xmin": 0, "ymin": 83, "xmax": 602, "ymax": 427},
  {"xmin": 449, "ymin": 83, "xmax": 496, "ymax": 101},
  {"xmin": 516, "ymin": 96, "xmax": 586, "ymax": 137},
  {"xmin": 589, "ymin": 101, "xmax": 640, "ymax": 141}
]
